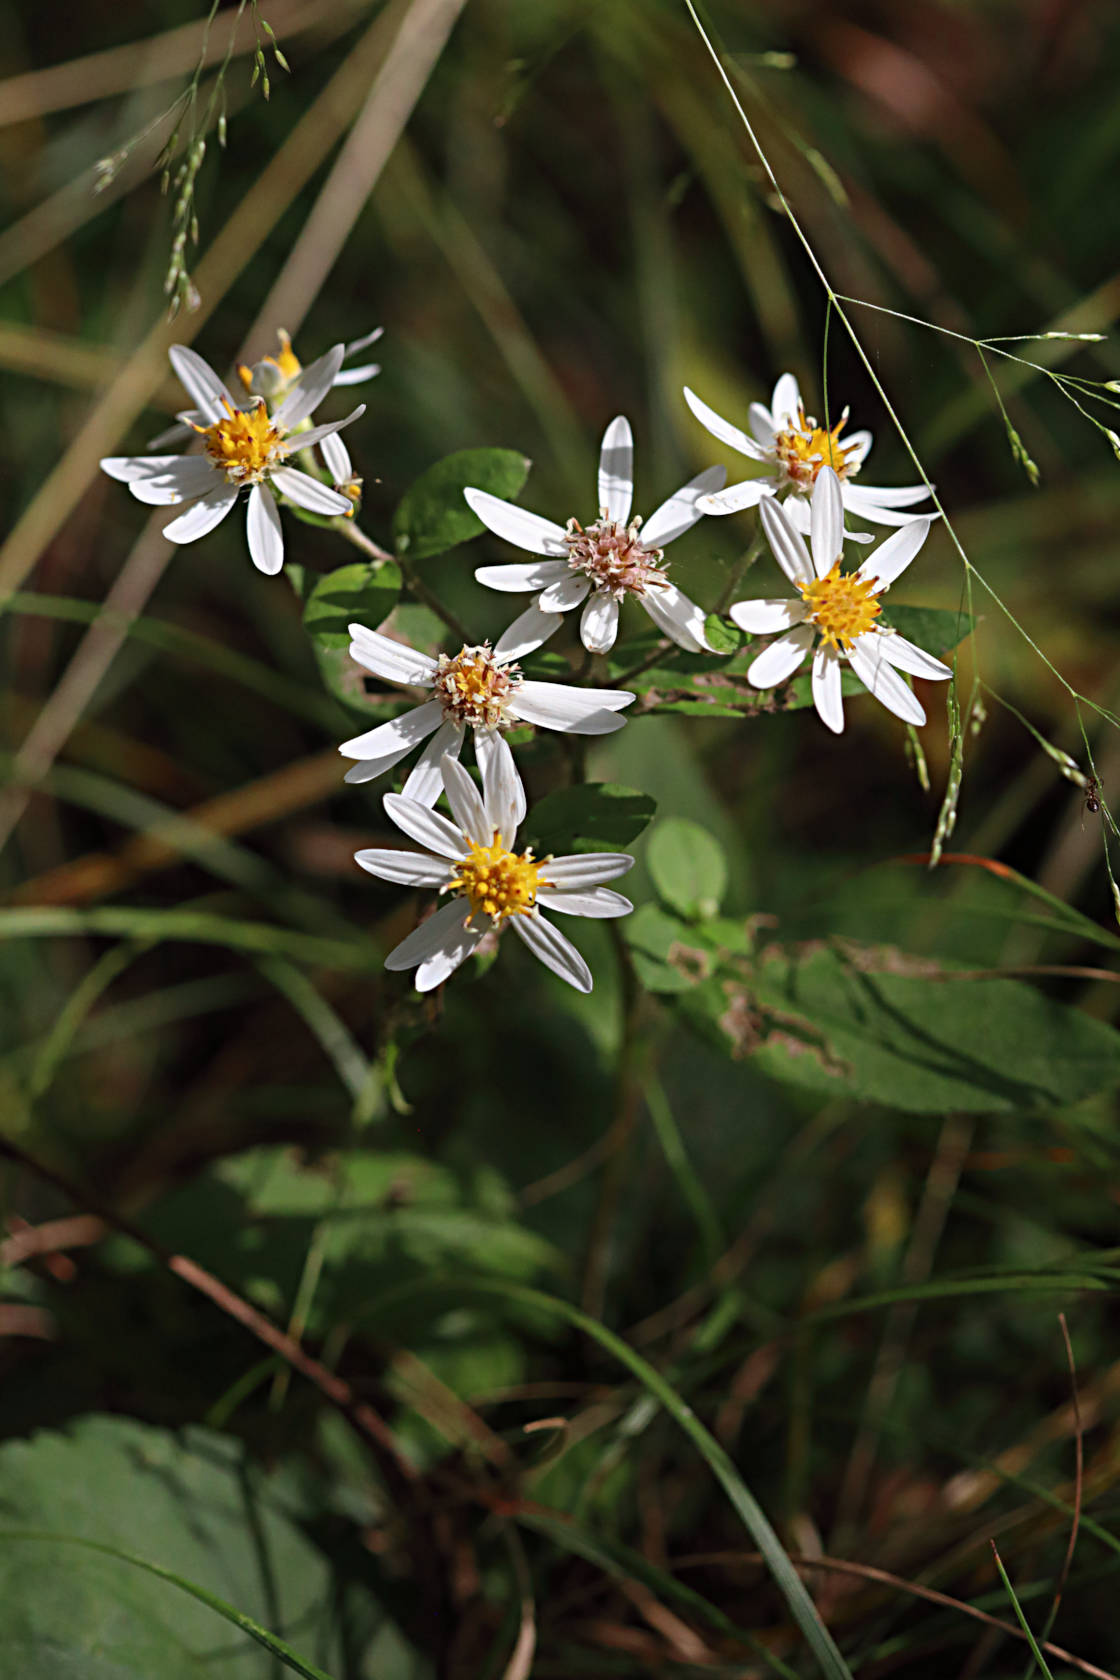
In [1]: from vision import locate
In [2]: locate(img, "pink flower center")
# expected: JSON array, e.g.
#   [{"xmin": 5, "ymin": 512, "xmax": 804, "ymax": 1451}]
[{"xmin": 564, "ymin": 515, "xmax": 667, "ymax": 601}]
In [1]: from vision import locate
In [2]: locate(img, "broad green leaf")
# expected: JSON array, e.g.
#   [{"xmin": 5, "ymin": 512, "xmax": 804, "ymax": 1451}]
[
  {"xmin": 626, "ymin": 914, "xmax": 1120, "ymax": 1114},
  {"xmin": 880, "ymin": 603, "xmax": 973, "ymax": 657},
  {"xmin": 134, "ymin": 1147, "xmax": 562, "ymax": 1337},
  {"xmin": 0, "ymin": 1416, "xmax": 398, "ymax": 1678},
  {"xmin": 302, "ymin": 559, "xmax": 401, "ymax": 648},
  {"xmin": 288, "ymin": 560, "xmax": 404, "ymax": 718},
  {"xmin": 702, "ymin": 613, "xmax": 742, "ymax": 655},
  {"xmin": 393, "ymin": 447, "xmax": 530, "ymax": 560},
  {"xmin": 648, "ymin": 818, "xmax": 728, "ymax": 918},
  {"xmin": 521, "ymin": 782, "xmax": 656, "ymax": 856}
]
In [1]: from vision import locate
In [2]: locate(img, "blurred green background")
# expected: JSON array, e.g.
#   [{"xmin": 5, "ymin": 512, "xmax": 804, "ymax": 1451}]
[{"xmin": 3, "ymin": 0, "xmax": 1120, "ymax": 1673}]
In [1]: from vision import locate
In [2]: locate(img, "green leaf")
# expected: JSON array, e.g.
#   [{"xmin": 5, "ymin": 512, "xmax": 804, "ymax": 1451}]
[
  {"xmin": 668, "ymin": 936, "xmax": 1120, "ymax": 1114},
  {"xmin": 702, "ymin": 613, "xmax": 742, "ymax": 655},
  {"xmin": 288, "ymin": 561, "xmax": 403, "ymax": 718},
  {"xmin": 879, "ymin": 603, "xmax": 974, "ymax": 657},
  {"xmin": 393, "ymin": 448, "xmax": 530, "ymax": 560},
  {"xmin": 137, "ymin": 1147, "xmax": 562, "ymax": 1339},
  {"xmin": 520, "ymin": 782, "xmax": 656, "ymax": 856},
  {"xmin": 648, "ymin": 818, "xmax": 728, "ymax": 918},
  {"xmin": 301, "ymin": 559, "xmax": 401, "ymax": 648},
  {"xmin": 0, "ymin": 1416, "xmax": 392, "ymax": 1677}
]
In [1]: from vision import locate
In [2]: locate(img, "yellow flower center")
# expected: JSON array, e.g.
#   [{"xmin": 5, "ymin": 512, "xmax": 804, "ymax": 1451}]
[
  {"xmin": 237, "ymin": 328, "xmax": 303, "ymax": 394},
  {"xmin": 799, "ymin": 559, "xmax": 881, "ymax": 652},
  {"xmin": 447, "ymin": 835, "xmax": 547, "ymax": 925},
  {"xmin": 201, "ymin": 399, "xmax": 283, "ymax": 485},
  {"xmin": 774, "ymin": 404, "xmax": 862, "ymax": 488},
  {"xmin": 433, "ymin": 645, "xmax": 520, "ymax": 728}
]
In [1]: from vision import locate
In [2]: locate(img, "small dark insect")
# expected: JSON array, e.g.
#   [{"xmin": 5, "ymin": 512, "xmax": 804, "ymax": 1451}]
[{"xmin": 1085, "ymin": 775, "xmax": 1102, "ymax": 814}]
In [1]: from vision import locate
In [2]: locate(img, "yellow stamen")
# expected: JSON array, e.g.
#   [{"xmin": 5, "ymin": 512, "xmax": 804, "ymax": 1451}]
[
  {"xmin": 799, "ymin": 559, "xmax": 881, "ymax": 652},
  {"xmin": 202, "ymin": 398, "xmax": 283, "ymax": 484},
  {"xmin": 775, "ymin": 404, "xmax": 861, "ymax": 486},
  {"xmin": 447, "ymin": 834, "xmax": 547, "ymax": 925},
  {"xmin": 433, "ymin": 645, "xmax": 519, "ymax": 728},
  {"xmin": 236, "ymin": 329, "xmax": 303, "ymax": 393}
]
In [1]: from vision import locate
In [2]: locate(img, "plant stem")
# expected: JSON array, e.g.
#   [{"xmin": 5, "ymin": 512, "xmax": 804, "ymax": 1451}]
[{"xmin": 332, "ymin": 516, "xmax": 473, "ymax": 643}]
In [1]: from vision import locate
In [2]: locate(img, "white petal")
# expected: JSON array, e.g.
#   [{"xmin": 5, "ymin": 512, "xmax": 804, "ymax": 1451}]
[
  {"xmin": 320, "ymin": 430, "xmax": 352, "ymax": 484},
  {"xmin": 399, "ymin": 720, "xmax": 464, "ymax": 806},
  {"xmin": 287, "ymin": 406, "xmax": 364, "ymax": 455},
  {"xmin": 729, "ymin": 598, "xmax": 807, "ymax": 634},
  {"xmin": 145, "ymin": 420, "xmax": 196, "ymax": 449},
  {"xmin": 642, "ymin": 465, "xmax": 728, "ymax": 547},
  {"xmin": 641, "ymin": 580, "xmax": 712, "ymax": 653},
  {"xmin": 383, "ymin": 792, "xmax": 468, "ymax": 858},
  {"xmin": 101, "ymin": 454, "xmax": 189, "ymax": 483},
  {"xmin": 537, "ymin": 573, "xmax": 590, "ymax": 613},
  {"xmin": 270, "ymin": 466, "xmax": 351, "ymax": 516},
  {"xmin": 512, "ymin": 680, "xmax": 633, "ymax": 735},
  {"xmin": 848, "ymin": 636, "xmax": 927, "ymax": 725},
  {"xmin": 580, "ymin": 592, "xmax": 620, "ymax": 654},
  {"xmin": 770, "ymin": 373, "xmax": 802, "ymax": 426},
  {"xmin": 333, "ymin": 363, "xmax": 381, "ymax": 387},
  {"xmin": 493, "ymin": 603, "xmax": 564, "ymax": 663},
  {"xmin": 272, "ymin": 344, "xmax": 346, "ymax": 431},
  {"xmin": 843, "ymin": 480, "xmax": 933, "ymax": 509},
  {"xmin": 682, "ymin": 387, "xmax": 767, "ymax": 459},
  {"xmin": 746, "ymin": 623, "xmax": 814, "ymax": 688},
  {"xmin": 874, "ymin": 631, "xmax": 953, "ymax": 681},
  {"xmin": 168, "ymin": 345, "xmax": 235, "ymax": 423},
  {"xmin": 464, "ymin": 489, "xmax": 568, "ymax": 556},
  {"xmin": 474, "ymin": 560, "xmax": 571, "ymax": 593},
  {"xmin": 415, "ymin": 917, "xmax": 485, "ymax": 991},
  {"xmin": 598, "ymin": 415, "xmax": 634, "ymax": 523},
  {"xmin": 127, "ymin": 458, "xmax": 217, "ymax": 505},
  {"xmin": 354, "ymin": 848, "xmax": 454, "ymax": 887},
  {"xmin": 855, "ymin": 519, "xmax": 933, "ymax": 592},
  {"xmin": 810, "ymin": 466, "xmax": 844, "ymax": 577},
  {"xmin": 344, "ymin": 326, "xmax": 384, "ymax": 357},
  {"xmin": 748, "ymin": 402, "xmax": 776, "ymax": 446},
  {"xmin": 476, "ymin": 727, "xmax": 527, "ymax": 831},
  {"xmin": 348, "ymin": 625, "xmax": 437, "ymax": 686},
  {"xmin": 339, "ymin": 698, "xmax": 443, "ymax": 765},
  {"xmin": 785, "ymin": 496, "xmax": 873, "ymax": 543},
  {"xmin": 811, "ymin": 643, "xmax": 844, "ymax": 734},
  {"xmin": 440, "ymin": 755, "xmax": 491, "ymax": 845},
  {"xmin": 544, "ymin": 853, "xmax": 634, "ymax": 887},
  {"xmin": 385, "ymin": 899, "xmax": 471, "ymax": 974},
  {"xmin": 246, "ymin": 484, "xmax": 284, "ymax": 575},
  {"xmin": 697, "ymin": 479, "xmax": 770, "ymax": 517},
  {"xmin": 844, "ymin": 428, "xmax": 872, "ymax": 463},
  {"xmin": 513, "ymin": 913, "xmax": 592, "ymax": 993},
  {"xmin": 536, "ymin": 886, "xmax": 633, "ymax": 918},
  {"xmin": 479, "ymin": 729, "xmax": 526, "ymax": 845},
  {"xmin": 759, "ymin": 495, "xmax": 814, "ymax": 587},
  {"xmin": 162, "ymin": 482, "xmax": 238, "ymax": 543}
]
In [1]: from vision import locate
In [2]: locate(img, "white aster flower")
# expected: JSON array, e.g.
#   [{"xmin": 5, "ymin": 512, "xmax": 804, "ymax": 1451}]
[
  {"xmin": 145, "ymin": 327, "xmax": 384, "ymax": 449},
  {"xmin": 684, "ymin": 371, "xmax": 934, "ymax": 530},
  {"xmin": 339, "ymin": 620, "xmax": 635, "ymax": 804},
  {"xmin": 101, "ymin": 344, "xmax": 364, "ymax": 574},
  {"xmin": 729, "ymin": 466, "xmax": 951, "ymax": 734},
  {"xmin": 237, "ymin": 325, "xmax": 382, "ymax": 401},
  {"xmin": 357, "ymin": 749, "xmax": 633, "ymax": 994},
  {"xmin": 464, "ymin": 416, "xmax": 726, "ymax": 656}
]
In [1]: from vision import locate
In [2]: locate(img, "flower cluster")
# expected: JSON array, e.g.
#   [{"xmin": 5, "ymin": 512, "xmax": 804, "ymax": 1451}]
[{"xmin": 101, "ymin": 340, "xmax": 954, "ymax": 994}]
